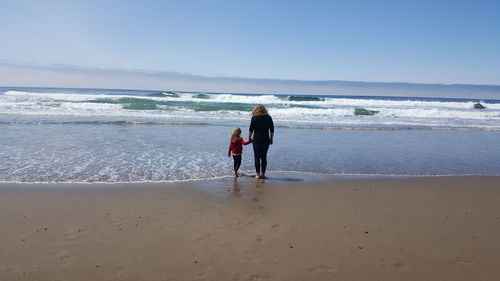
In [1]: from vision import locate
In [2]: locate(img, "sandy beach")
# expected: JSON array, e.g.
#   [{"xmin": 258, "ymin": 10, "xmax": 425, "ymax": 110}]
[
  {"xmin": 1, "ymin": 175, "xmax": 499, "ymax": 281},
  {"xmin": 3, "ymin": 2, "xmax": 500, "ymax": 281}
]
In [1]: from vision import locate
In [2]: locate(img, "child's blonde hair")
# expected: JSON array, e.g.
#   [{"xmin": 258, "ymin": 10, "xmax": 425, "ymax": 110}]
[{"xmin": 230, "ymin": 127, "xmax": 242, "ymax": 141}]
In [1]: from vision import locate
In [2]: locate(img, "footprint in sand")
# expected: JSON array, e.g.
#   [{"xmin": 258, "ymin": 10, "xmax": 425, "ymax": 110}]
[
  {"xmin": 255, "ymin": 235, "xmax": 263, "ymax": 243},
  {"xmin": 49, "ymin": 249, "xmax": 72, "ymax": 266},
  {"xmin": 2, "ymin": 267, "xmax": 16, "ymax": 273},
  {"xmin": 448, "ymin": 256, "xmax": 475, "ymax": 266},
  {"xmin": 232, "ymin": 273, "xmax": 268, "ymax": 281},
  {"xmin": 306, "ymin": 264, "xmax": 337, "ymax": 275},
  {"xmin": 244, "ymin": 274, "xmax": 269, "ymax": 281},
  {"xmin": 391, "ymin": 262, "xmax": 408, "ymax": 269},
  {"xmin": 63, "ymin": 228, "xmax": 89, "ymax": 244},
  {"xmin": 381, "ymin": 261, "xmax": 409, "ymax": 270}
]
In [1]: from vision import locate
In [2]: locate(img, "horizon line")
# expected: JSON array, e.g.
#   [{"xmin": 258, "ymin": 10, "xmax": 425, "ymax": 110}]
[
  {"xmin": 2, "ymin": 60, "xmax": 500, "ymax": 88},
  {"xmin": 2, "ymin": 61, "xmax": 500, "ymax": 99}
]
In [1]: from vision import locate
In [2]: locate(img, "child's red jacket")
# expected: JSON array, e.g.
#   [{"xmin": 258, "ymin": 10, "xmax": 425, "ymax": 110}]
[{"xmin": 228, "ymin": 138, "xmax": 252, "ymax": 156}]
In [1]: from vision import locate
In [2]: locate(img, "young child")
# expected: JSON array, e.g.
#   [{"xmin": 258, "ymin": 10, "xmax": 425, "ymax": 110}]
[{"xmin": 228, "ymin": 127, "xmax": 252, "ymax": 177}]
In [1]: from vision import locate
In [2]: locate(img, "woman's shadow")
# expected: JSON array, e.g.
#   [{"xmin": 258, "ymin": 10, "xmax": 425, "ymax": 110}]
[
  {"xmin": 229, "ymin": 173, "xmax": 303, "ymax": 200},
  {"xmin": 238, "ymin": 173, "xmax": 303, "ymax": 182}
]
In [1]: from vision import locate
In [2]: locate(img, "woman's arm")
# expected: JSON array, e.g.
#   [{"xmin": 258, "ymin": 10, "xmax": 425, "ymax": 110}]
[
  {"xmin": 269, "ymin": 116, "xmax": 274, "ymax": 145},
  {"xmin": 249, "ymin": 116, "xmax": 255, "ymax": 142}
]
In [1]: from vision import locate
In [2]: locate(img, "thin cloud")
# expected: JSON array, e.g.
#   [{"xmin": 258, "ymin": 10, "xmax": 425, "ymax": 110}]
[{"xmin": 1, "ymin": 62, "xmax": 499, "ymax": 99}]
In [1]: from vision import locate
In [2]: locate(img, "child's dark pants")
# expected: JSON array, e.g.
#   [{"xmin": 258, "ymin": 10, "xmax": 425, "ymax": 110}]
[{"xmin": 233, "ymin": 155, "xmax": 242, "ymax": 173}]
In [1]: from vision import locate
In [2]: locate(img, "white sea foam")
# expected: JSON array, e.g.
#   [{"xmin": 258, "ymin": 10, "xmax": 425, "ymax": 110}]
[
  {"xmin": 7, "ymin": 90, "xmax": 499, "ymax": 109},
  {"xmin": 1, "ymin": 90, "xmax": 500, "ymax": 129},
  {"xmin": 2, "ymin": 89, "xmax": 500, "ymax": 183}
]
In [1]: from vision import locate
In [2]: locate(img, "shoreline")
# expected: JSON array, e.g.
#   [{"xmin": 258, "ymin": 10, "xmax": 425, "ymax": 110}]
[
  {"xmin": 1, "ymin": 175, "xmax": 500, "ymax": 280},
  {"xmin": 1, "ymin": 171, "xmax": 499, "ymax": 188}
]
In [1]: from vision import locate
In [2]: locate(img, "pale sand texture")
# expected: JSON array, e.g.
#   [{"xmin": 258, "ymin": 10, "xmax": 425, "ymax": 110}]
[{"xmin": 1, "ymin": 176, "xmax": 499, "ymax": 281}]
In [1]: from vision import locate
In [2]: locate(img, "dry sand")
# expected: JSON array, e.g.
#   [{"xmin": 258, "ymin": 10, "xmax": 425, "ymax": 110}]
[{"xmin": 1, "ymin": 175, "xmax": 499, "ymax": 281}]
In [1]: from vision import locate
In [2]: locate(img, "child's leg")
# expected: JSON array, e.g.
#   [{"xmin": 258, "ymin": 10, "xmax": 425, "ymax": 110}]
[{"xmin": 233, "ymin": 155, "xmax": 242, "ymax": 173}]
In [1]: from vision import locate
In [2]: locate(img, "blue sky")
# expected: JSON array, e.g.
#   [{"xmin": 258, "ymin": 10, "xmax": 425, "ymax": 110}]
[{"xmin": 1, "ymin": 0, "xmax": 499, "ymax": 85}]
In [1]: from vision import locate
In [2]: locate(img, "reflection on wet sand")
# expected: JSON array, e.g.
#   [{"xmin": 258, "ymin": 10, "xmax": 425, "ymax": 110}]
[{"xmin": 229, "ymin": 176, "xmax": 267, "ymax": 204}]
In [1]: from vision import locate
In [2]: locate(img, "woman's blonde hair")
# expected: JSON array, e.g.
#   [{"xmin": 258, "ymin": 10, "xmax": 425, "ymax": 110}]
[
  {"xmin": 251, "ymin": 104, "xmax": 268, "ymax": 116},
  {"xmin": 230, "ymin": 127, "xmax": 242, "ymax": 141}
]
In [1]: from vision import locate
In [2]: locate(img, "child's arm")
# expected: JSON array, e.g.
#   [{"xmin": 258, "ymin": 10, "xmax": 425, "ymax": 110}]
[
  {"xmin": 242, "ymin": 138, "xmax": 252, "ymax": 145},
  {"xmin": 228, "ymin": 142, "xmax": 232, "ymax": 157}
]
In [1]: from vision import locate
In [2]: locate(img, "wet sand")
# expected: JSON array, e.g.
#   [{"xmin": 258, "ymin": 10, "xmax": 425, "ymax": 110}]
[{"xmin": 1, "ymin": 175, "xmax": 499, "ymax": 281}]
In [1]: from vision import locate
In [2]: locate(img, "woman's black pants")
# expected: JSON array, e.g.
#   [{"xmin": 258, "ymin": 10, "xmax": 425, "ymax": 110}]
[{"xmin": 252, "ymin": 142, "xmax": 270, "ymax": 175}]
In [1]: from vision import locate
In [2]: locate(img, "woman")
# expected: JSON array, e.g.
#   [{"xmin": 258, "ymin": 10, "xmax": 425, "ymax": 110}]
[{"xmin": 248, "ymin": 104, "xmax": 274, "ymax": 179}]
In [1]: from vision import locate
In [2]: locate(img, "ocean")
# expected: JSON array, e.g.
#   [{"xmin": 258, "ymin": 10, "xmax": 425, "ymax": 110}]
[{"xmin": 1, "ymin": 87, "xmax": 499, "ymax": 183}]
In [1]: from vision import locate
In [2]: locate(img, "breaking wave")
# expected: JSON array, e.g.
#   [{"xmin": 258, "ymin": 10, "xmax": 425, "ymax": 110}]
[{"xmin": 1, "ymin": 89, "xmax": 500, "ymax": 129}]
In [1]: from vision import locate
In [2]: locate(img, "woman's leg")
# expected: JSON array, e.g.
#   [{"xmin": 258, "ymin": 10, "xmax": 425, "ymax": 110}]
[
  {"xmin": 253, "ymin": 143, "xmax": 261, "ymax": 175},
  {"xmin": 260, "ymin": 143, "xmax": 270, "ymax": 176}
]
